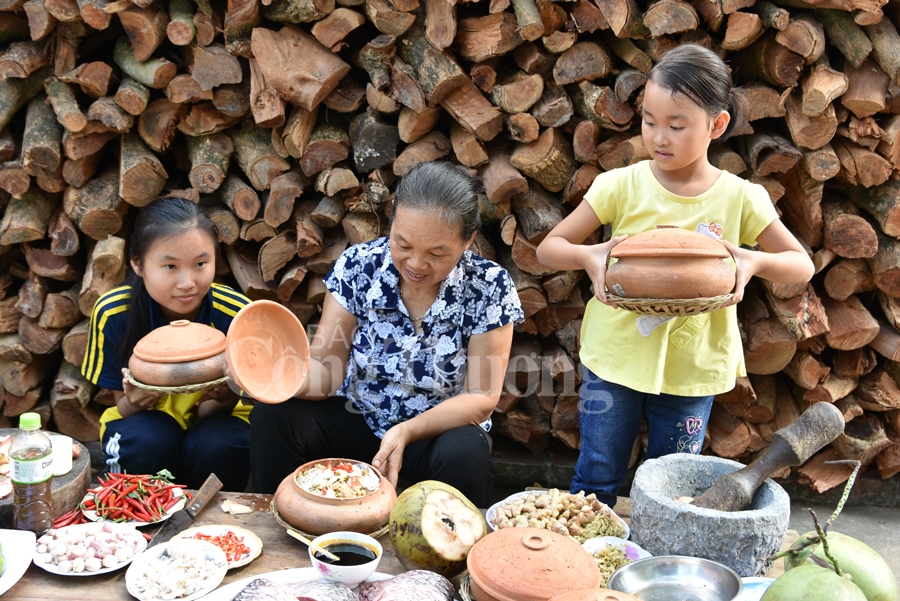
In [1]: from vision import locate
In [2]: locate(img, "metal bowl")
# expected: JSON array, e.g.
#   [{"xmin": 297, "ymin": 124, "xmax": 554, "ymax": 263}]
[{"xmin": 607, "ymin": 556, "xmax": 743, "ymax": 601}]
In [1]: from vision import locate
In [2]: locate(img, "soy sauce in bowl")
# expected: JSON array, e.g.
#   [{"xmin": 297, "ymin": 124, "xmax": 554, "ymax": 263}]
[{"xmin": 314, "ymin": 542, "xmax": 378, "ymax": 566}]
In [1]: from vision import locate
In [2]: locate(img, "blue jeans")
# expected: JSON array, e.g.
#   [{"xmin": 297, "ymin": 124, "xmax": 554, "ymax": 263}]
[{"xmin": 572, "ymin": 367, "xmax": 714, "ymax": 508}]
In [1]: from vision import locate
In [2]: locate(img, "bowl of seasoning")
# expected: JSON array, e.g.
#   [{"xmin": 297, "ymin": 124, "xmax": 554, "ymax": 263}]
[{"xmin": 308, "ymin": 531, "xmax": 382, "ymax": 588}]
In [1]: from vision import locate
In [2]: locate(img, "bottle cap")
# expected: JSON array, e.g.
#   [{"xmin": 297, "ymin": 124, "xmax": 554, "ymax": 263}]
[{"xmin": 19, "ymin": 412, "xmax": 41, "ymax": 430}]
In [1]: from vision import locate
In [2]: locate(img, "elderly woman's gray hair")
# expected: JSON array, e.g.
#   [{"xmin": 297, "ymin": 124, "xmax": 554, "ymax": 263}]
[{"xmin": 393, "ymin": 162, "xmax": 482, "ymax": 241}]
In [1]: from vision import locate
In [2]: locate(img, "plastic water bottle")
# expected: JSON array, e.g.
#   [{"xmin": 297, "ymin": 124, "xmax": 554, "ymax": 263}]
[{"xmin": 10, "ymin": 412, "xmax": 53, "ymax": 535}]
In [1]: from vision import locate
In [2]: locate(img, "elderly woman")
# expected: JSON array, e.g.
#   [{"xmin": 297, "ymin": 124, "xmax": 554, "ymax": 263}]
[{"xmin": 250, "ymin": 162, "xmax": 524, "ymax": 506}]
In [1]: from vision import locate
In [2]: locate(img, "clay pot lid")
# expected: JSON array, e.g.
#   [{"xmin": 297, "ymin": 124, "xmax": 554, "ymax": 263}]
[
  {"xmin": 467, "ymin": 528, "xmax": 600, "ymax": 601},
  {"xmin": 133, "ymin": 320, "xmax": 226, "ymax": 363},
  {"xmin": 225, "ymin": 300, "xmax": 310, "ymax": 404},
  {"xmin": 549, "ymin": 590, "xmax": 642, "ymax": 601},
  {"xmin": 610, "ymin": 226, "xmax": 730, "ymax": 259}
]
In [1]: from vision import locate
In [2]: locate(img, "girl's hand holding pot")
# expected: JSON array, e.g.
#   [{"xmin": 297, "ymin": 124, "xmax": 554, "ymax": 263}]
[
  {"xmin": 120, "ymin": 368, "xmax": 163, "ymax": 413},
  {"xmin": 585, "ymin": 234, "xmax": 628, "ymax": 307},
  {"xmin": 718, "ymin": 239, "xmax": 754, "ymax": 306}
]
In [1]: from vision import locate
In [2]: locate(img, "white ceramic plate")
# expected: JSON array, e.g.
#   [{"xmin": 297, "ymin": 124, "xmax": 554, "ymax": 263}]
[
  {"xmin": 81, "ymin": 488, "xmax": 186, "ymax": 526},
  {"xmin": 486, "ymin": 490, "xmax": 630, "ymax": 540},
  {"xmin": 582, "ymin": 536, "xmax": 652, "ymax": 560},
  {"xmin": 0, "ymin": 529, "xmax": 36, "ymax": 596},
  {"xmin": 32, "ymin": 522, "xmax": 147, "ymax": 576},
  {"xmin": 172, "ymin": 524, "xmax": 262, "ymax": 569},
  {"xmin": 201, "ymin": 567, "xmax": 393, "ymax": 601},
  {"xmin": 126, "ymin": 539, "xmax": 227, "ymax": 601}
]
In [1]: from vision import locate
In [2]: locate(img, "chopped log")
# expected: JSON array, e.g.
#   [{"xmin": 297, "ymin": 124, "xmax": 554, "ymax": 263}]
[
  {"xmin": 811, "ymin": 10, "xmax": 868, "ymax": 70},
  {"xmin": 740, "ymin": 131, "xmax": 802, "ymax": 175},
  {"xmin": 137, "ymin": 98, "xmax": 187, "ymax": 154},
  {"xmin": 203, "ymin": 201, "xmax": 239, "ymax": 245},
  {"xmin": 301, "ymin": 121, "xmax": 350, "ymax": 176},
  {"xmin": 15, "ymin": 272, "xmax": 46, "ymax": 319},
  {"xmin": 797, "ymin": 448, "xmax": 854, "ymax": 493},
  {"xmin": 800, "ymin": 144, "xmax": 840, "ymax": 181},
  {"xmin": 481, "ymin": 150, "xmax": 527, "ymax": 204},
  {"xmin": 490, "ymin": 72, "xmax": 543, "ymax": 114},
  {"xmin": 78, "ymin": 236, "xmax": 126, "ymax": 316},
  {"xmin": 784, "ymin": 350, "xmax": 830, "ymax": 389},
  {"xmin": 226, "ymin": 243, "xmax": 277, "ymax": 300},
  {"xmin": 552, "ymin": 42, "xmax": 612, "ymax": 87},
  {"xmin": 597, "ymin": 134, "xmax": 649, "ymax": 171},
  {"xmin": 43, "ymin": 0, "xmax": 79, "ymax": 24},
  {"xmin": 191, "ymin": 10, "xmax": 216, "ymax": 46},
  {"xmin": 0, "ymin": 354, "xmax": 53, "ymax": 397},
  {"xmin": 503, "ymin": 113, "xmax": 538, "ymax": 143},
  {"xmin": 114, "ymin": 77, "xmax": 150, "ymax": 117},
  {"xmin": 498, "ymin": 249, "xmax": 547, "ymax": 319},
  {"xmin": 310, "ymin": 195, "xmax": 348, "ymax": 228},
  {"xmin": 213, "ymin": 83, "xmax": 252, "ymax": 119},
  {"xmin": 240, "ymin": 218, "xmax": 276, "ymax": 242},
  {"xmin": 0, "ymin": 129, "xmax": 12, "ymax": 163},
  {"xmin": 456, "ymin": 13, "xmax": 521, "ymax": 63},
  {"xmin": 870, "ymin": 322, "xmax": 900, "ymax": 362},
  {"xmin": 529, "ymin": 82, "xmax": 573, "ymax": 128},
  {"xmin": 165, "ymin": 0, "xmax": 196, "ymax": 46},
  {"xmin": 22, "ymin": 94, "xmax": 62, "ymax": 180},
  {"xmin": 48, "ymin": 206, "xmax": 78, "ymax": 256},
  {"xmin": 574, "ymin": 81, "xmax": 634, "ymax": 131},
  {"xmin": 278, "ymin": 105, "xmax": 318, "ymax": 159},
  {"xmin": 0, "ymin": 160, "xmax": 30, "ymax": 199},
  {"xmin": 863, "ymin": 16, "xmax": 900, "ymax": 88},
  {"xmin": 722, "ymin": 373, "xmax": 777, "ymax": 423},
  {"xmin": 294, "ymin": 199, "xmax": 324, "ymax": 256},
  {"xmin": 774, "ymin": 165, "xmax": 823, "ymax": 248},
  {"xmin": 440, "ymin": 78, "xmax": 503, "ymax": 142},
  {"xmin": 855, "ymin": 369, "xmax": 900, "ymax": 411},
  {"xmin": 119, "ymin": 3, "xmax": 168, "ymax": 63},
  {"xmin": 876, "ymin": 440, "xmax": 900, "ymax": 479},
  {"xmin": 831, "ymin": 137, "xmax": 892, "ymax": 188},
  {"xmin": 573, "ymin": 120, "xmax": 601, "ymax": 165},
  {"xmin": 390, "ymin": 58, "xmax": 426, "ymax": 113},
  {"xmin": 716, "ymin": 376, "xmax": 756, "ymax": 406},
  {"xmin": 277, "ymin": 259, "xmax": 308, "ymax": 302},
  {"xmin": 533, "ymin": 289, "xmax": 585, "ymax": 337},
  {"xmin": 232, "ymin": 120, "xmax": 291, "ymax": 191},
  {"xmin": 83, "ymin": 97, "xmax": 133, "ymax": 134},
  {"xmin": 355, "ymin": 34, "xmax": 395, "ymax": 91},
  {"xmin": 263, "ymin": 0, "xmax": 334, "ymax": 23},
  {"xmin": 509, "ymin": 0, "xmax": 543, "ymax": 41},
  {"xmin": 307, "ymin": 231, "xmax": 348, "ymax": 274},
  {"xmin": 543, "ymin": 270, "xmax": 583, "ymax": 304},
  {"xmin": 832, "ymin": 346, "xmax": 876, "ymax": 379},
  {"xmin": 595, "ymin": 0, "xmax": 650, "ymax": 38},
  {"xmin": 642, "ymin": 0, "xmax": 699, "ymax": 37},
  {"xmin": 63, "ymin": 166, "xmax": 125, "ymax": 240},
  {"xmin": 764, "ymin": 283, "xmax": 830, "ymax": 341},
  {"xmin": 398, "ymin": 106, "xmax": 442, "ymax": 144},
  {"xmin": 112, "ymin": 37, "xmax": 175, "ymax": 90},
  {"xmin": 0, "ymin": 187, "xmax": 56, "ymax": 245},
  {"xmin": 821, "ymin": 200, "xmax": 878, "ymax": 258},
  {"xmin": 217, "ymin": 174, "xmax": 260, "ymax": 221},
  {"xmin": 312, "ymin": 7, "xmax": 365, "ymax": 50},
  {"xmin": 850, "ymin": 179, "xmax": 900, "ymax": 237},
  {"xmin": 187, "ymin": 133, "xmax": 233, "ymax": 194},
  {"xmin": 512, "ymin": 128, "xmax": 577, "ymax": 193},
  {"xmin": 708, "ymin": 403, "xmax": 752, "ymax": 459},
  {"xmin": 510, "ymin": 181, "xmax": 563, "ymax": 245},
  {"xmin": 0, "ymin": 297, "xmax": 23, "ymax": 335},
  {"xmin": 756, "ymin": 1, "xmax": 789, "ymax": 29},
  {"xmin": 315, "ymin": 165, "xmax": 359, "ymax": 196},
  {"xmin": 251, "ymin": 26, "xmax": 351, "ymax": 111},
  {"xmin": 224, "ymin": 0, "xmax": 259, "ymax": 58},
  {"xmin": 743, "ymin": 309, "xmax": 798, "ymax": 375},
  {"xmin": 820, "ymin": 293, "xmax": 879, "ymax": 350},
  {"xmin": 732, "ymin": 32, "xmax": 804, "ymax": 88},
  {"xmin": 349, "ymin": 110, "xmax": 399, "ymax": 172},
  {"xmin": 18, "ymin": 315, "xmax": 64, "ymax": 354},
  {"xmin": 38, "ymin": 285, "xmax": 79, "ymax": 329},
  {"xmin": 0, "ymin": 40, "xmax": 49, "ymax": 80},
  {"xmin": 50, "ymin": 361, "xmax": 100, "ymax": 442},
  {"xmin": 365, "ymin": 0, "xmax": 414, "ymax": 36},
  {"xmin": 835, "ymin": 394, "xmax": 865, "ymax": 422},
  {"xmin": 0, "ymin": 66, "xmax": 50, "ymax": 133},
  {"xmin": 120, "ymin": 131, "xmax": 167, "ymax": 207},
  {"xmin": 23, "ymin": 0, "xmax": 56, "ymax": 41},
  {"xmin": 824, "ymin": 258, "xmax": 875, "ymax": 300},
  {"xmin": 541, "ymin": 31, "xmax": 577, "ymax": 54},
  {"xmin": 868, "ymin": 230, "xmax": 900, "ymax": 297},
  {"xmin": 801, "ymin": 57, "xmax": 848, "ymax": 118},
  {"xmin": 513, "ymin": 41, "xmax": 554, "ymax": 78},
  {"xmin": 775, "ymin": 13, "xmax": 825, "ymax": 64},
  {"xmin": 784, "ymin": 92, "xmax": 837, "ymax": 151},
  {"xmin": 562, "ymin": 164, "xmax": 601, "ymax": 205},
  {"xmin": 449, "ymin": 121, "xmax": 488, "ymax": 167},
  {"xmin": 258, "ymin": 231, "xmax": 297, "ymax": 282},
  {"xmin": 721, "ymin": 11, "xmax": 764, "ymax": 50},
  {"xmin": 798, "ymin": 372, "xmax": 857, "ymax": 407},
  {"xmin": 265, "ymin": 169, "xmax": 309, "ymax": 228},
  {"xmin": 708, "ymin": 144, "xmax": 748, "ymax": 174},
  {"xmin": 393, "ymin": 131, "xmax": 451, "ymax": 176},
  {"xmin": 840, "ymin": 58, "xmax": 888, "ymax": 119},
  {"xmin": 342, "ymin": 211, "xmax": 380, "ymax": 245},
  {"xmin": 183, "ymin": 45, "xmax": 243, "ymax": 96},
  {"xmin": 0, "ymin": 334, "xmax": 31, "ymax": 366}
]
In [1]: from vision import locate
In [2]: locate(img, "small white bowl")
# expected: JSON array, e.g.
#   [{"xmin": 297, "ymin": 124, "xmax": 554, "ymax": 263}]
[
  {"xmin": 308, "ymin": 531, "xmax": 382, "ymax": 588},
  {"xmin": 582, "ymin": 536, "xmax": 652, "ymax": 561}
]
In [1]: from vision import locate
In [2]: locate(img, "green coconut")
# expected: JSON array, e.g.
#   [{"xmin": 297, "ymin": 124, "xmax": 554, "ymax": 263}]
[
  {"xmin": 389, "ymin": 480, "xmax": 486, "ymax": 577},
  {"xmin": 784, "ymin": 532, "xmax": 899, "ymax": 601},
  {"xmin": 762, "ymin": 565, "xmax": 868, "ymax": 601}
]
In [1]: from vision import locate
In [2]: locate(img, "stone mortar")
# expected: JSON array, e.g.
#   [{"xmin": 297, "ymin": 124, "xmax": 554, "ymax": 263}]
[{"xmin": 630, "ymin": 454, "xmax": 790, "ymax": 577}]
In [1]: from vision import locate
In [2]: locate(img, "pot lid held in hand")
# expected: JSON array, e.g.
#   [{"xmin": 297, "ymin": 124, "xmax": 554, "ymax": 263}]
[
  {"xmin": 610, "ymin": 226, "xmax": 730, "ymax": 259},
  {"xmin": 133, "ymin": 320, "xmax": 226, "ymax": 363},
  {"xmin": 467, "ymin": 528, "xmax": 600, "ymax": 601}
]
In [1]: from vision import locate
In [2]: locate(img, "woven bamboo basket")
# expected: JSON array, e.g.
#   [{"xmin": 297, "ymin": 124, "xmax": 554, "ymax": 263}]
[
  {"xmin": 605, "ymin": 293, "xmax": 733, "ymax": 317},
  {"xmin": 123, "ymin": 368, "xmax": 230, "ymax": 394},
  {"xmin": 269, "ymin": 497, "xmax": 391, "ymax": 539}
]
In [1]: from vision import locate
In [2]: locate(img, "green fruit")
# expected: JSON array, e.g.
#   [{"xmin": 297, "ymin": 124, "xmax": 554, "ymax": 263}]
[
  {"xmin": 0, "ymin": 542, "xmax": 4, "ymax": 576},
  {"xmin": 762, "ymin": 565, "xmax": 868, "ymax": 601},
  {"xmin": 785, "ymin": 532, "xmax": 899, "ymax": 601},
  {"xmin": 389, "ymin": 480, "xmax": 486, "ymax": 578}
]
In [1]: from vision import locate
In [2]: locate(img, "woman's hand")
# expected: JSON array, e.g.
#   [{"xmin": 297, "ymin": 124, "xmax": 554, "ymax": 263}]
[
  {"xmin": 584, "ymin": 235, "xmax": 628, "ymax": 306},
  {"xmin": 371, "ymin": 424, "xmax": 410, "ymax": 488}
]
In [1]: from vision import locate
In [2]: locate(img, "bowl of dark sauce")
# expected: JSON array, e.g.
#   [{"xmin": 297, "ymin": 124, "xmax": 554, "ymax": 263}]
[{"xmin": 308, "ymin": 531, "xmax": 383, "ymax": 587}]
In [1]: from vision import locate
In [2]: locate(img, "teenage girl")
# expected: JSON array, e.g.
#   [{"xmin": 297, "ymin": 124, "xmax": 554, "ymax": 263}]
[
  {"xmin": 536, "ymin": 44, "xmax": 815, "ymax": 508},
  {"xmin": 82, "ymin": 197, "xmax": 253, "ymax": 491}
]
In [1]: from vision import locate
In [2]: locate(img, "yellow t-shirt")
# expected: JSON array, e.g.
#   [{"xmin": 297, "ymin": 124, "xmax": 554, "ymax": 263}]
[{"xmin": 580, "ymin": 161, "xmax": 779, "ymax": 396}]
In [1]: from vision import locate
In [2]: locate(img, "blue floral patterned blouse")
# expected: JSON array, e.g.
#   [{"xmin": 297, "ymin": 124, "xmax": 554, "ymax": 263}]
[{"xmin": 325, "ymin": 237, "xmax": 525, "ymax": 438}]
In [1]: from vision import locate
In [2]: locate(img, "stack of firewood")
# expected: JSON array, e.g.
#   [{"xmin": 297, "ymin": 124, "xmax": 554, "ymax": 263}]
[{"xmin": 0, "ymin": 0, "xmax": 899, "ymax": 494}]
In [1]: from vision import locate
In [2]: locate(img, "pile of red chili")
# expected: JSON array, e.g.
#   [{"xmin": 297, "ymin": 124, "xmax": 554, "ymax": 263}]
[
  {"xmin": 191, "ymin": 530, "xmax": 250, "ymax": 562},
  {"xmin": 78, "ymin": 473, "xmax": 191, "ymax": 523}
]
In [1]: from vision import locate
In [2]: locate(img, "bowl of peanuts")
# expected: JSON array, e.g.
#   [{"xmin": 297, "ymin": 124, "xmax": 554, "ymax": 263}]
[{"xmin": 486, "ymin": 489, "xmax": 629, "ymax": 542}]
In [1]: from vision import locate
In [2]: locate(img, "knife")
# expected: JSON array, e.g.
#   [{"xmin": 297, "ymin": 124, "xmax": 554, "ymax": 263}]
[{"xmin": 147, "ymin": 473, "xmax": 223, "ymax": 548}]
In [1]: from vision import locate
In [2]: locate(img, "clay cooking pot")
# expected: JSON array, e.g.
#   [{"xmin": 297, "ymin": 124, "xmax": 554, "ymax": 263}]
[
  {"xmin": 274, "ymin": 458, "xmax": 397, "ymax": 536},
  {"xmin": 467, "ymin": 527, "xmax": 600, "ymax": 601},
  {"xmin": 606, "ymin": 227, "xmax": 735, "ymax": 300},
  {"xmin": 128, "ymin": 320, "xmax": 226, "ymax": 386}
]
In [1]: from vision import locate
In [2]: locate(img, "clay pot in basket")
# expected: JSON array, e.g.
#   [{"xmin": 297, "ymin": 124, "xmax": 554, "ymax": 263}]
[
  {"xmin": 606, "ymin": 227, "xmax": 735, "ymax": 299},
  {"xmin": 225, "ymin": 299, "xmax": 310, "ymax": 404},
  {"xmin": 273, "ymin": 458, "xmax": 397, "ymax": 536},
  {"xmin": 128, "ymin": 320, "xmax": 227, "ymax": 386},
  {"xmin": 467, "ymin": 527, "xmax": 600, "ymax": 601}
]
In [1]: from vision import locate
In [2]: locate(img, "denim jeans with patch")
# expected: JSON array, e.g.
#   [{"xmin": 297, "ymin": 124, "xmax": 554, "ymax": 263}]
[{"xmin": 571, "ymin": 367, "xmax": 714, "ymax": 508}]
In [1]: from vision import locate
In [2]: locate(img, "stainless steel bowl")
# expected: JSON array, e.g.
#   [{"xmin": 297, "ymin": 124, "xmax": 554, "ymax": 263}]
[{"xmin": 607, "ymin": 555, "xmax": 743, "ymax": 601}]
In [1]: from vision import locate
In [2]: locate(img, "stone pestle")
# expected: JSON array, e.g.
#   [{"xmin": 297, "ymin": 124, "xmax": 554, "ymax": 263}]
[{"xmin": 692, "ymin": 402, "xmax": 846, "ymax": 512}]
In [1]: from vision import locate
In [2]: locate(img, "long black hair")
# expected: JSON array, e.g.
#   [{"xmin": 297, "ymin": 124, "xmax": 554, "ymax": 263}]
[
  {"xmin": 118, "ymin": 197, "xmax": 219, "ymax": 366},
  {"xmin": 648, "ymin": 44, "xmax": 747, "ymax": 141}
]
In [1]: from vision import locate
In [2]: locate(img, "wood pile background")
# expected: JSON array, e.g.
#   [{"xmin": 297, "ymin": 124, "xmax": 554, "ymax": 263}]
[{"xmin": 0, "ymin": 0, "xmax": 900, "ymax": 495}]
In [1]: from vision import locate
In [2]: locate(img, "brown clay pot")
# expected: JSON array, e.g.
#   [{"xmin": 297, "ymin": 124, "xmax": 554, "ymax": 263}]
[
  {"xmin": 129, "ymin": 320, "xmax": 227, "ymax": 386},
  {"xmin": 225, "ymin": 300, "xmax": 311, "ymax": 404},
  {"xmin": 467, "ymin": 528, "xmax": 600, "ymax": 601},
  {"xmin": 273, "ymin": 458, "xmax": 397, "ymax": 536},
  {"xmin": 549, "ymin": 591, "xmax": 642, "ymax": 601},
  {"xmin": 606, "ymin": 227, "xmax": 735, "ymax": 299}
]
